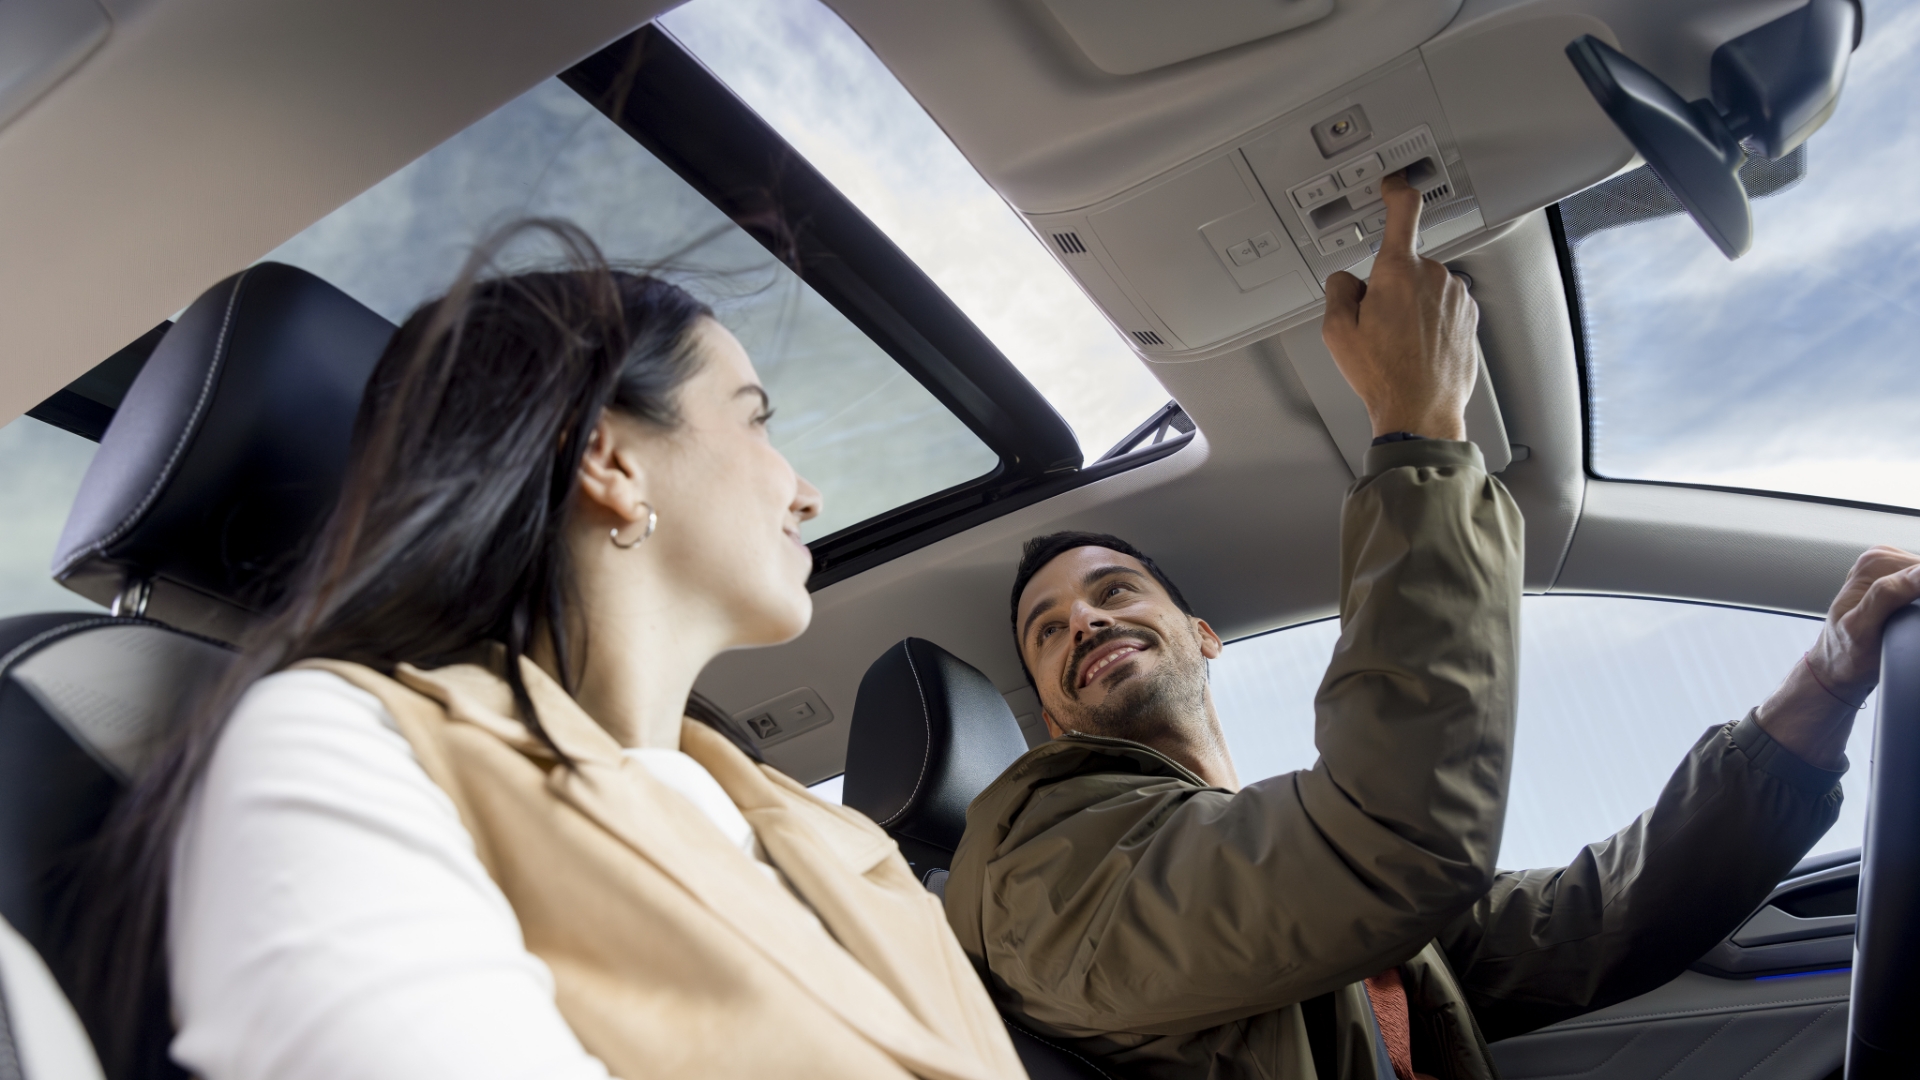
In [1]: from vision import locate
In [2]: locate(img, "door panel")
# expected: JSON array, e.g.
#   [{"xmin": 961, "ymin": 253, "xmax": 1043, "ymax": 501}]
[{"xmin": 1490, "ymin": 855, "xmax": 1856, "ymax": 1080}]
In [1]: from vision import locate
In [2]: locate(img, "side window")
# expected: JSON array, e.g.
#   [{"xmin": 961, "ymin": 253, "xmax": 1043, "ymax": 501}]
[
  {"xmin": 1212, "ymin": 596, "xmax": 1868, "ymax": 870},
  {"xmin": 0, "ymin": 416, "xmax": 101, "ymax": 619}
]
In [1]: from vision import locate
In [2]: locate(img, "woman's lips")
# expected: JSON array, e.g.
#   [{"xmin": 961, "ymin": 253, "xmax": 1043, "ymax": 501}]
[{"xmin": 1078, "ymin": 642, "xmax": 1143, "ymax": 688}]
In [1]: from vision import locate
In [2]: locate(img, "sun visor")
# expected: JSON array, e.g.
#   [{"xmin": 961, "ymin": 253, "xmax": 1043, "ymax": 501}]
[{"xmin": 1279, "ymin": 320, "xmax": 1512, "ymax": 476}]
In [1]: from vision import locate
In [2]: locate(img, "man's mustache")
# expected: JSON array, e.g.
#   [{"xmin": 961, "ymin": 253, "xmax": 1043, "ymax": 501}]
[{"xmin": 1065, "ymin": 627, "xmax": 1159, "ymax": 695}]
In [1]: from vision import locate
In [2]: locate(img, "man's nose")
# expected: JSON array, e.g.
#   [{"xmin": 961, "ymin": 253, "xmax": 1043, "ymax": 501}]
[{"xmin": 1070, "ymin": 600, "xmax": 1111, "ymax": 642}]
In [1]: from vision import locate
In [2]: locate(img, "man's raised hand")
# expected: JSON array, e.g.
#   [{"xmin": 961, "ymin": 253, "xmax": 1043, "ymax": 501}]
[{"xmin": 1320, "ymin": 173, "xmax": 1478, "ymax": 441}]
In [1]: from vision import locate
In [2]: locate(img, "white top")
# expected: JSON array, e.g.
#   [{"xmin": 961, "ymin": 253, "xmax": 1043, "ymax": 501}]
[{"xmin": 169, "ymin": 669, "xmax": 793, "ymax": 1080}]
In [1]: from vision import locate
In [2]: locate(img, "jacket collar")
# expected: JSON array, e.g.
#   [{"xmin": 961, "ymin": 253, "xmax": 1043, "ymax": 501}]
[{"xmin": 394, "ymin": 658, "xmax": 995, "ymax": 1080}]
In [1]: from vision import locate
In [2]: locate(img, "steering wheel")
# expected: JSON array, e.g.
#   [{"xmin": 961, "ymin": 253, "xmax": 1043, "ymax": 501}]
[{"xmin": 1848, "ymin": 602, "xmax": 1920, "ymax": 1076}]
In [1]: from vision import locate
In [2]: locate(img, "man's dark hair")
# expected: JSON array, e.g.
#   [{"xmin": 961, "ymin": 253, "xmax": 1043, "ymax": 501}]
[{"xmin": 1009, "ymin": 532, "xmax": 1195, "ymax": 667}]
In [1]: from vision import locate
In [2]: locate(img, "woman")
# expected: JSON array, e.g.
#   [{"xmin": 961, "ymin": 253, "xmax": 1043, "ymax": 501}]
[{"xmin": 68, "ymin": 222, "xmax": 1026, "ymax": 1080}]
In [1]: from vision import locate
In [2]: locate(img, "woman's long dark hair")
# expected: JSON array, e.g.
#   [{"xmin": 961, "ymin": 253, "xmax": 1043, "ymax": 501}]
[{"xmin": 58, "ymin": 220, "xmax": 751, "ymax": 1079}]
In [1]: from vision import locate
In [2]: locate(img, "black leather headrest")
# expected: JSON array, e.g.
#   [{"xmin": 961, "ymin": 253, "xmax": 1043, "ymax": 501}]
[
  {"xmin": 844, "ymin": 638, "xmax": 1031, "ymax": 857},
  {"xmin": 53, "ymin": 263, "xmax": 393, "ymax": 637}
]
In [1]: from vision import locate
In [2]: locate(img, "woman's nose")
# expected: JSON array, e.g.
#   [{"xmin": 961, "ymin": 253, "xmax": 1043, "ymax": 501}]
[{"xmin": 792, "ymin": 475, "xmax": 823, "ymax": 522}]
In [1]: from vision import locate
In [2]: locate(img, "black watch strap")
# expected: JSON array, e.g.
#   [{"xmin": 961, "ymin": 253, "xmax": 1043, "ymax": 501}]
[{"xmin": 1370, "ymin": 431, "xmax": 1426, "ymax": 446}]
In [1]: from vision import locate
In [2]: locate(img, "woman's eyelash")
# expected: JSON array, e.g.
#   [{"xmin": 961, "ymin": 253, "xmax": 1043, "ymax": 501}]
[{"xmin": 754, "ymin": 407, "xmax": 776, "ymax": 425}]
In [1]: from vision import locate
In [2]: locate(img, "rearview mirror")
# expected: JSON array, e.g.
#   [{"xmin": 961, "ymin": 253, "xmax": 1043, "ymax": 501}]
[{"xmin": 1566, "ymin": 0, "xmax": 1860, "ymax": 259}]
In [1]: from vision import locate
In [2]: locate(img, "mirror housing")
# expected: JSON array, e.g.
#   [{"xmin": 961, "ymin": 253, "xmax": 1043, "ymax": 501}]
[{"xmin": 1566, "ymin": 0, "xmax": 1860, "ymax": 259}]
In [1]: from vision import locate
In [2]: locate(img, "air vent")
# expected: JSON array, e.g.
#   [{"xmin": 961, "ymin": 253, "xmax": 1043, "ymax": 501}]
[
  {"xmin": 1053, "ymin": 231, "xmax": 1089, "ymax": 255},
  {"xmin": 1422, "ymin": 184, "xmax": 1452, "ymax": 204},
  {"xmin": 1131, "ymin": 330, "xmax": 1165, "ymax": 346}
]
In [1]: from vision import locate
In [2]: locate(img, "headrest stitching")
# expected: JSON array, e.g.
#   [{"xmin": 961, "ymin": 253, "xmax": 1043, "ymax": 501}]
[
  {"xmin": 876, "ymin": 640, "xmax": 934, "ymax": 828},
  {"xmin": 56, "ymin": 270, "xmax": 253, "ymax": 577}
]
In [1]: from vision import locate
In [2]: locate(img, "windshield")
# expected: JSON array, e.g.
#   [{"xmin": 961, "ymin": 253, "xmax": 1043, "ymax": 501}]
[
  {"xmin": 263, "ymin": 79, "xmax": 1000, "ymax": 542},
  {"xmin": 659, "ymin": 0, "xmax": 1171, "ymax": 459},
  {"xmin": 1558, "ymin": 0, "xmax": 1920, "ymax": 509}
]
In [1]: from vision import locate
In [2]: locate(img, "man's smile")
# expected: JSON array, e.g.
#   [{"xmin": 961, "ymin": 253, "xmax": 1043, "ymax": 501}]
[{"xmin": 1076, "ymin": 638, "xmax": 1147, "ymax": 689}]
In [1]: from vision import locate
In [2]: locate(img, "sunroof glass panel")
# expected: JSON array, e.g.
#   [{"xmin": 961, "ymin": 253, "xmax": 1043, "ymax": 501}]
[
  {"xmin": 1559, "ymin": 0, "xmax": 1920, "ymax": 510},
  {"xmin": 264, "ymin": 79, "xmax": 1000, "ymax": 542}
]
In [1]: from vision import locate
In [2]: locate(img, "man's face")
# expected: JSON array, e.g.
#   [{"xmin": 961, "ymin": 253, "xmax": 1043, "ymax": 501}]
[{"xmin": 1016, "ymin": 546, "xmax": 1222, "ymax": 743}]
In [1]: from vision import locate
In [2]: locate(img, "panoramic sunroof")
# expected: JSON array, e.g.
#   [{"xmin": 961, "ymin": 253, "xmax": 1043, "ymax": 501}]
[
  {"xmin": 659, "ymin": 0, "xmax": 1171, "ymax": 459},
  {"xmin": 261, "ymin": 78, "xmax": 999, "ymax": 542},
  {"xmin": 1557, "ymin": 0, "xmax": 1920, "ymax": 510}
]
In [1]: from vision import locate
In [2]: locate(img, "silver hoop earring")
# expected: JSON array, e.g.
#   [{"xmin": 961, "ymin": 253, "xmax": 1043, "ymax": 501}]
[{"xmin": 611, "ymin": 503, "xmax": 657, "ymax": 549}]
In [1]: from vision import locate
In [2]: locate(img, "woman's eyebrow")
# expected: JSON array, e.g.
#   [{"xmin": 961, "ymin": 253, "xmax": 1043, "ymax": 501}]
[{"xmin": 735, "ymin": 384, "xmax": 770, "ymax": 409}]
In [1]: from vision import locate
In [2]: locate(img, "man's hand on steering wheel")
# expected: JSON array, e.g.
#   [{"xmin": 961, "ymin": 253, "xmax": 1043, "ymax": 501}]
[{"xmin": 1758, "ymin": 545, "xmax": 1920, "ymax": 769}]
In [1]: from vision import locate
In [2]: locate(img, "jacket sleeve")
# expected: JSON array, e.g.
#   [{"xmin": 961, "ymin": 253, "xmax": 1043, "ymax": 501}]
[
  {"xmin": 971, "ymin": 439, "xmax": 1524, "ymax": 1036},
  {"xmin": 1439, "ymin": 713, "xmax": 1845, "ymax": 1041}
]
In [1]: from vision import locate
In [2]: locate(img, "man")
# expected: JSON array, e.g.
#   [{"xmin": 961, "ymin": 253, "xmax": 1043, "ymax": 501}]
[{"xmin": 944, "ymin": 174, "xmax": 1919, "ymax": 1080}]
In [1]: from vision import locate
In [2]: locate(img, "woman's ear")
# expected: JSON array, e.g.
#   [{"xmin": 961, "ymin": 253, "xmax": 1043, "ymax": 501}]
[{"xmin": 577, "ymin": 414, "xmax": 651, "ymax": 527}]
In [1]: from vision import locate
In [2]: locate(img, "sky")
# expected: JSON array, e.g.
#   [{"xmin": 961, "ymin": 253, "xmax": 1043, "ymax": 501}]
[
  {"xmin": 1571, "ymin": 0, "xmax": 1920, "ymax": 507},
  {"xmin": 660, "ymin": 0, "xmax": 1172, "ymax": 459}
]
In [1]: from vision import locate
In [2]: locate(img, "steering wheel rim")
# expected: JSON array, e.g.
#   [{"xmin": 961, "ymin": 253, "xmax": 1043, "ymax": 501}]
[{"xmin": 1846, "ymin": 602, "xmax": 1920, "ymax": 1077}]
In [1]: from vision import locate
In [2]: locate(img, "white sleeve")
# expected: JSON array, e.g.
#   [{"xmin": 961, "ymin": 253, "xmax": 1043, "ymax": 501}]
[{"xmin": 168, "ymin": 670, "xmax": 614, "ymax": 1080}]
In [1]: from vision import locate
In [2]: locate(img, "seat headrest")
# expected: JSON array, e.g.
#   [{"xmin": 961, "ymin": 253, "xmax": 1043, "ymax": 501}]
[
  {"xmin": 52, "ymin": 263, "xmax": 394, "ymax": 638},
  {"xmin": 843, "ymin": 638, "xmax": 1031, "ymax": 855}
]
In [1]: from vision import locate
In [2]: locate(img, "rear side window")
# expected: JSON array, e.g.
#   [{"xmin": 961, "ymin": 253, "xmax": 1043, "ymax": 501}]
[
  {"xmin": 0, "ymin": 416, "xmax": 101, "ymax": 618},
  {"xmin": 1212, "ymin": 596, "xmax": 1868, "ymax": 869}
]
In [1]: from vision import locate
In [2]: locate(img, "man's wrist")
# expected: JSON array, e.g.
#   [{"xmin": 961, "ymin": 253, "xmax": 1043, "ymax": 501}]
[
  {"xmin": 1367, "ymin": 411, "xmax": 1467, "ymax": 442},
  {"xmin": 1754, "ymin": 664, "xmax": 1860, "ymax": 771}
]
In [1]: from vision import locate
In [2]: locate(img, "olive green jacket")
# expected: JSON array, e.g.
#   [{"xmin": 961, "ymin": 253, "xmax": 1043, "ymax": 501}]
[{"xmin": 945, "ymin": 439, "xmax": 1845, "ymax": 1080}]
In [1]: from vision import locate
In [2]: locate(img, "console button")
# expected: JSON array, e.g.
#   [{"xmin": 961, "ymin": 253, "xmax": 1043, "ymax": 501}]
[
  {"xmin": 1337, "ymin": 153, "xmax": 1384, "ymax": 188},
  {"xmin": 1347, "ymin": 177, "xmax": 1384, "ymax": 206},
  {"xmin": 1226, "ymin": 239, "xmax": 1259, "ymax": 266},
  {"xmin": 1315, "ymin": 227, "xmax": 1364, "ymax": 256},
  {"xmin": 1361, "ymin": 208, "xmax": 1389, "ymax": 234},
  {"xmin": 1292, "ymin": 175, "xmax": 1338, "ymax": 209},
  {"xmin": 1250, "ymin": 231, "xmax": 1281, "ymax": 257}
]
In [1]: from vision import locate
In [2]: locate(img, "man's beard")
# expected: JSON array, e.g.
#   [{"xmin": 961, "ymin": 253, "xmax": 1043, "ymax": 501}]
[{"xmin": 1057, "ymin": 626, "xmax": 1210, "ymax": 744}]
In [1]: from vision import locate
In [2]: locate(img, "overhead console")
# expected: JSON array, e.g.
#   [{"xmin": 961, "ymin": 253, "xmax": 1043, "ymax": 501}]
[{"xmin": 1031, "ymin": 52, "xmax": 1495, "ymax": 360}]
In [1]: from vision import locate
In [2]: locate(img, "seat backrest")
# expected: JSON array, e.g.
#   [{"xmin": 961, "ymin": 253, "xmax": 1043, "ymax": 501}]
[
  {"xmin": 844, "ymin": 643, "xmax": 1109, "ymax": 1079},
  {"xmin": 0, "ymin": 263, "xmax": 392, "ymax": 1078},
  {"xmin": 842, "ymin": 638, "xmax": 1031, "ymax": 886}
]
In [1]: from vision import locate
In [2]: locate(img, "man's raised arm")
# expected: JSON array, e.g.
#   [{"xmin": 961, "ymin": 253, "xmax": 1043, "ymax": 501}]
[{"xmin": 947, "ymin": 176, "xmax": 1526, "ymax": 1033}]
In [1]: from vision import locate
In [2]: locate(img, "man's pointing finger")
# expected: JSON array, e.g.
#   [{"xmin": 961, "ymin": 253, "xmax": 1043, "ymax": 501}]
[{"xmin": 1377, "ymin": 173, "xmax": 1423, "ymax": 264}]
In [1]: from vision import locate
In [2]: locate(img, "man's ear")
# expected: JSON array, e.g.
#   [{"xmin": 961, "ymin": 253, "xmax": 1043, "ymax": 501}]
[
  {"xmin": 577, "ymin": 414, "xmax": 651, "ymax": 528},
  {"xmin": 1194, "ymin": 618, "xmax": 1223, "ymax": 660},
  {"xmin": 1041, "ymin": 709, "xmax": 1067, "ymax": 740}
]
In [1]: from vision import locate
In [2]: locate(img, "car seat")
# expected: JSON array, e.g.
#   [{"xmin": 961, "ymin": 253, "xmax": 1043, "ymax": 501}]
[
  {"xmin": 0, "ymin": 262, "xmax": 394, "ymax": 1078},
  {"xmin": 844, "ymin": 638, "xmax": 1116, "ymax": 1080}
]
